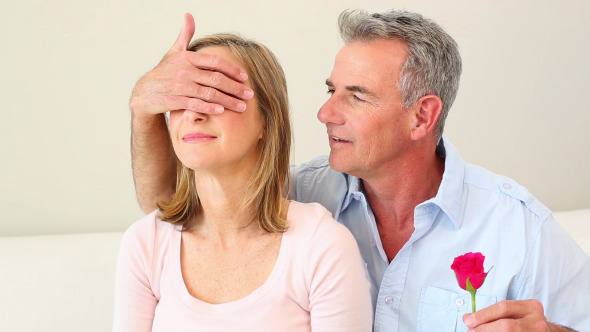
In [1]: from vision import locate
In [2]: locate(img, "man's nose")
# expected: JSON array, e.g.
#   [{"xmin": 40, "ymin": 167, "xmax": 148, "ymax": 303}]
[{"xmin": 317, "ymin": 96, "xmax": 344, "ymax": 125}]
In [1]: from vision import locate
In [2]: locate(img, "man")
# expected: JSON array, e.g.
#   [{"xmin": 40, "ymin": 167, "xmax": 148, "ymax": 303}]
[{"xmin": 130, "ymin": 10, "xmax": 590, "ymax": 331}]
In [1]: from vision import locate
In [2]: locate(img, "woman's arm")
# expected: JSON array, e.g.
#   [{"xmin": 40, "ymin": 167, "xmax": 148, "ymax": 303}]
[
  {"xmin": 112, "ymin": 219, "xmax": 159, "ymax": 331},
  {"xmin": 306, "ymin": 212, "xmax": 373, "ymax": 331}
]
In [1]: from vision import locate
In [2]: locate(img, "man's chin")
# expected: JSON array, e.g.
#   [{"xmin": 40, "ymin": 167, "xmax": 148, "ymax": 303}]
[{"xmin": 328, "ymin": 154, "xmax": 350, "ymax": 174}]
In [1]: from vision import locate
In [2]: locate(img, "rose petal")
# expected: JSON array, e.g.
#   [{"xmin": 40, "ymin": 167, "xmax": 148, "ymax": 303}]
[
  {"xmin": 467, "ymin": 272, "xmax": 487, "ymax": 290},
  {"xmin": 451, "ymin": 252, "xmax": 487, "ymax": 290}
]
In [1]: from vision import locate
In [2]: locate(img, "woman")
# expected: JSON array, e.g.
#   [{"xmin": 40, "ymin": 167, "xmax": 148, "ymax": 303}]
[{"xmin": 114, "ymin": 32, "xmax": 372, "ymax": 331}]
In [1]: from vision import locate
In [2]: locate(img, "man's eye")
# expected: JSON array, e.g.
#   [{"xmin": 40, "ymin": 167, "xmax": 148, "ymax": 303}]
[
  {"xmin": 353, "ymin": 94, "xmax": 365, "ymax": 102},
  {"xmin": 326, "ymin": 89, "xmax": 335, "ymax": 95}
]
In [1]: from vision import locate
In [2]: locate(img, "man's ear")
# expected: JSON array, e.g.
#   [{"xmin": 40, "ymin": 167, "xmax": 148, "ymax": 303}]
[{"xmin": 410, "ymin": 95, "xmax": 443, "ymax": 141}]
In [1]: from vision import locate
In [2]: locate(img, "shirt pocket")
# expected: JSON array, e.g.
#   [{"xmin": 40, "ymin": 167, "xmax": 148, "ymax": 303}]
[{"xmin": 416, "ymin": 286, "xmax": 497, "ymax": 332}]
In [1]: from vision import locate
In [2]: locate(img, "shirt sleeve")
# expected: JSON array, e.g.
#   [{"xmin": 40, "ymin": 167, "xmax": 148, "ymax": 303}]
[
  {"xmin": 288, "ymin": 158, "xmax": 349, "ymax": 215},
  {"xmin": 305, "ymin": 210, "xmax": 373, "ymax": 332},
  {"xmin": 112, "ymin": 214, "xmax": 159, "ymax": 332},
  {"xmin": 517, "ymin": 215, "xmax": 590, "ymax": 330}
]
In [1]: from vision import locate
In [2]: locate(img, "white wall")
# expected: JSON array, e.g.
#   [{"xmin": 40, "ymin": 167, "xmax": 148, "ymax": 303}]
[{"xmin": 1, "ymin": 0, "xmax": 589, "ymax": 236}]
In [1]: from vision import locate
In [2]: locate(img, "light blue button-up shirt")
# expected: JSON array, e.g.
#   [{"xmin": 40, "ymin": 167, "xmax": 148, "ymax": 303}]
[{"xmin": 289, "ymin": 137, "xmax": 590, "ymax": 332}]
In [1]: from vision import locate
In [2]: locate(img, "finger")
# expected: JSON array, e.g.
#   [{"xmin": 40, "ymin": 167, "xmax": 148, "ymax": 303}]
[
  {"xmin": 184, "ymin": 98, "xmax": 225, "ymax": 114},
  {"xmin": 158, "ymin": 95, "xmax": 225, "ymax": 115},
  {"xmin": 186, "ymin": 51, "xmax": 250, "ymax": 87},
  {"xmin": 174, "ymin": 54, "xmax": 253, "ymax": 101},
  {"xmin": 186, "ymin": 86, "xmax": 248, "ymax": 112},
  {"xmin": 465, "ymin": 318, "xmax": 520, "ymax": 332},
  {"xmin": 159, "ymin": 91, "xmax": 245, "ymax": 114},
  {"xmin": 466, "ymin": 317, "xmax": 549, "ymax": 332},
  {"xmin": 464, "ymin": 300, "xmax": 544, "ymax": 328},
  {"xmin": 171, "ymin": 13, "xmax": 195, "ymax": 52},
  {"xmin": 165, "ymin": 79, "xmax": 247, "ymax": 112}
]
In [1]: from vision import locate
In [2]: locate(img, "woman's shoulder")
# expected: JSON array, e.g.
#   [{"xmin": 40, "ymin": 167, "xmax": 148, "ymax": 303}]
[
  {"xmin": 287, "ymin": 201, "xmax": 331, "ymax": 229},
  {"xmin": 287, "ymin": 201, "xmax": 353, "ymax": 244},
  {"xmin": 121, "ymin": 210, "xmax": 177, "ymax": 249}
]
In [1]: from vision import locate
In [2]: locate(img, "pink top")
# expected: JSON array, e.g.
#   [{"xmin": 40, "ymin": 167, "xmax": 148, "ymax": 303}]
[{"xmin": 113, "ymin": 201, "xmax": 372, "ymax": 331}]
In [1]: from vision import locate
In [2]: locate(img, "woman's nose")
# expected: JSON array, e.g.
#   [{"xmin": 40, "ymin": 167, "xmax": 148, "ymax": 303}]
[{"xmin": 183, "ymin": 110, "xmax": 206, "ymax": 122}]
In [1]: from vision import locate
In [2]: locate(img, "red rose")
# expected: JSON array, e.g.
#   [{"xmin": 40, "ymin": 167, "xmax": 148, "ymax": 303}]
[{"xmin": 451, "ymin": 252, "xmax": 488, "ymax": 290}]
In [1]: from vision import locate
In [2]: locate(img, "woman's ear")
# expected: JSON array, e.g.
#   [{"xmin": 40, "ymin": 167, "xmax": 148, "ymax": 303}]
[{"xmin": 409, "ymin": 95, "xmax": 443, "ymax": 141}]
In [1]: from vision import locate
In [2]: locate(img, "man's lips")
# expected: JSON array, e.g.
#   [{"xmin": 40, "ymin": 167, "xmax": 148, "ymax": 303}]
[
  {"xmin": 330, "ymin": 135, "xmax": 351, "ymax": 143},
  {"xmin": 182, "ymin": 132, "xmax": 217, "ymax": 142}
]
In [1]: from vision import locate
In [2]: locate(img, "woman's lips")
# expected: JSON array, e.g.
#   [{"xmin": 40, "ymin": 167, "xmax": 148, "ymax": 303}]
[{"xmin": 182, "ymin": 133, "xmax": 217, "ymax": 142}]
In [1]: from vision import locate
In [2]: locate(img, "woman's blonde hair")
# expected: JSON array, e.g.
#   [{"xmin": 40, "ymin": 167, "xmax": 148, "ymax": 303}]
[{"xmin": 157, "ymin": 34, "xmax": 291, "ymax": 233}]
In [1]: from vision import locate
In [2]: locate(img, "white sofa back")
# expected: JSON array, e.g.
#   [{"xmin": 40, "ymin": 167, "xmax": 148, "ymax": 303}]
[
  {"xmin": 1, "ymin": 210, "xmax": 588, "ymax": 332},
  {"xmin": 0, "ymin": 232, "xmax": 122, "ymax": 332},
  {"xmin": 551, "ymin": 209, "xmax": 590, "ymax": 254}
]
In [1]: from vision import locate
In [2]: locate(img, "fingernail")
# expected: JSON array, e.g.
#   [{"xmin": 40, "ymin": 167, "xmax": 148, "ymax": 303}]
[
  {"xmin": 237, "ymin": 102, "xmax": 247, "ymax": 112},
  {"xmin": 243, "ymin": 89, "xmax": 254, "ymax": 99},
  {"xmin": 215, "ymin": 106, "xmax": 224, "ymax": 114},
  {"xmin": 240, "ymin": 71, "xmax": 249, "ymax": 81},
  {"xmin": 463, "ymin": 314, "xmax": 475, "ymax": 327}
]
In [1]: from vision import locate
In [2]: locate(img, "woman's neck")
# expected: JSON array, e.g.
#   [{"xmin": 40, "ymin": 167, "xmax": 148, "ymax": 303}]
[{"xmin": 192, "ymin": 169, "xmax": 260, "ymax": 240}]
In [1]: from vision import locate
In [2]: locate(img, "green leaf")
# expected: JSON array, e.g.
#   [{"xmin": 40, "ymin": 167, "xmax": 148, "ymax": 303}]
[{"xmin": 482, "ymin": 266, "xmax": 494, "ymax": 284}]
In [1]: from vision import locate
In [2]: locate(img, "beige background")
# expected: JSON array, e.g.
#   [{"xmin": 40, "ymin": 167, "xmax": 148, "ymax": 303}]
[{"xmin": 1, "ymin": 0, "xmax": 589, "ymax": 236}]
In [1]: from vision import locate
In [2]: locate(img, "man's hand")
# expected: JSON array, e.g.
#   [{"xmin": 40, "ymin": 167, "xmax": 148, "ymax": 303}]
[
  {"xmin": 131, "ymin": 13, "xmax": 256, "ymax": 213},
  {"xmin": 129, "ymin": 13, "xmax": 254, "ymax": 118},
  {"xmin": 463, "ymin": 300, "xmax": 576, "ymax": 331}
]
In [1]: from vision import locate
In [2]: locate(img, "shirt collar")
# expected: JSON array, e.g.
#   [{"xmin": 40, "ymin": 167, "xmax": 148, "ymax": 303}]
[
  {"xmin": 425, "ymin": 135, "xmax": 466, "ymax": 228},
  {"xmin": 341, "ymin": 174, "xmax": 363, "ymax": 212}
]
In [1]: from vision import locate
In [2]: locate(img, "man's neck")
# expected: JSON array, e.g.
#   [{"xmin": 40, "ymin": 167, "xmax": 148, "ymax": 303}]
[{"xmin": 362, "ymin": 149, "xmax": 445, "ymax": 262}]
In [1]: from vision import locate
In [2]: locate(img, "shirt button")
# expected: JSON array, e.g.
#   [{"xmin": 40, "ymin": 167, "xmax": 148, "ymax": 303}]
[
  {"xmin": 353, "ymin": 194, "xmax": 361, "ymax": 200},
  {"xmin": 455, "ymin": 298, "xmax": 464, "ymax": 306},
  {"xmin": 385, "ymin": 296, "xmax": 394, "ymax": 304},
  {"xmin": 503, "ymin": 183, "xmax": 512, "ymax": 189}
]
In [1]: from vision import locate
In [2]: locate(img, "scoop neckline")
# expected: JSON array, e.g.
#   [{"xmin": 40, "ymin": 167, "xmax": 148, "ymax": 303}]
[{"xmin": 170, "ymin": 202, "xmax": 296, "ymax": 314}]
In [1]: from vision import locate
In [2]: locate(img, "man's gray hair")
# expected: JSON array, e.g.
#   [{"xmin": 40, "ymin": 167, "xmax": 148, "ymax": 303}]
[{"xmin": 339, "ymin": 9, "xmax": 462, "ymax": 141}]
